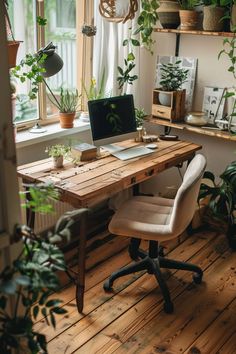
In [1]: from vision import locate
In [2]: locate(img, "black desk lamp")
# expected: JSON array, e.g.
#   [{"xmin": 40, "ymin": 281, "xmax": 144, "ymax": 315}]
[{"xmin": 29, "ymin": 42, "xmax": 64, "ymax": 133}]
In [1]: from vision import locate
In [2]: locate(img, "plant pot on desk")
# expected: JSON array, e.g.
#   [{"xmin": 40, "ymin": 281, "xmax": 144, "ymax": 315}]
[{"xmin": 152, "ymin": 89, "xmax": 186, "ymax": 122}]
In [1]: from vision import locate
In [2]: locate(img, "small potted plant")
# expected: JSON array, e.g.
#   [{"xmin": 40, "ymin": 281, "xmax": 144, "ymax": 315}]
[
  {"xmin": 80, "ymin": 70, "xmax": 106, "ymax": 122},
  {"xmin": 198, "ymin": 162, "xmax": 236, "ymax": 250},
  {"xmin": 202, "ymin": 0, "xmax": 226, "ymax": 31},
  {"xmin": 3, "ymin": 0, "xmax": 21, "ymax": 68},
  {"xmin": 48, "ymin": 87, "xmax": 80, "ymax": 128},
  {"xmin": 45, "ymin": 144, "xmax": 71, "ymax": 168},
  {"xmin": 178, "ymin": 0, "xmax": 201, "ymax": 30},
  {"xmin": 153, "ymin": 59, "xmax": 188, "ymax": 121}
]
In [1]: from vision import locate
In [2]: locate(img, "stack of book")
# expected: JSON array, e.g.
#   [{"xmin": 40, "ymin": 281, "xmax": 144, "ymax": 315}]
[{"xmin": 71, "ymin": 143, "xmax": 97, "ymax": 161}]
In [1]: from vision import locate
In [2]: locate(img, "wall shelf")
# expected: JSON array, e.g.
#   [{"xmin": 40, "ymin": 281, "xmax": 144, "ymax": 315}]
[
  {"xmin": 154, "ymin": 28, "xmax": 235, "ymax": 38},
  {"xmin": 146, "ymin": 116, "xmax": 236, "ymax": 142}
]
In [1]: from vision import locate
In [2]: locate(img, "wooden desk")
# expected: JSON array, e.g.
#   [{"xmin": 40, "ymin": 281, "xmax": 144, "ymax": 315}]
[{"xmin": 17, "ymin": 139, "xmax": 201, "ymax": 312}]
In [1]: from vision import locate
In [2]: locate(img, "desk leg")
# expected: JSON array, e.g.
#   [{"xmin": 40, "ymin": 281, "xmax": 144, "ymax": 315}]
[
  {"xmin": 25, "ymin": 185, "xmax": 35, "ymax": 229},
  {"xmin": 76, "ymin": 209, "xmax": 88, "ymax": 313}
]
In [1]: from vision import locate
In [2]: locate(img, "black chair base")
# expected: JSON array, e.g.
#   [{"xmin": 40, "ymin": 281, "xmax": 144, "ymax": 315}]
[{"xmin": 103, "ymin": 239, "xmax": 203, "ymax": 314}]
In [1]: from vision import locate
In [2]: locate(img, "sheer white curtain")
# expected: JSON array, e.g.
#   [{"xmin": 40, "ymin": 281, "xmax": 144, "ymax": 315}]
[{"xmin": 93, "ymin": 0, "xmax": 140, "ymax": 106}]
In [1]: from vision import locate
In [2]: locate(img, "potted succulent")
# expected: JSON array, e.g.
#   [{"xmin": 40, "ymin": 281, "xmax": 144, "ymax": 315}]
[
  {"xmin": 0, "ymin": 184, "xmax": 68, "ymax": 353},
  {"xmin": 45, "ymin": 144, "xmax": 71, "ymax": 168},
  {"xmin": 48, "ymin": 87, "xmax": 80, "ymax": 128},
  {"xmin": 178, "ymin": 0, "xmax": 201, "ymax": 30},
  {"xmin": 198, "ymin": 162, "xmax": 236, "ymax": 250}
]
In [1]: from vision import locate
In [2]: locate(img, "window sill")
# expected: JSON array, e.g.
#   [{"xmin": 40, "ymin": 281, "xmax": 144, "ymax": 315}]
[{"xmin": 16, "ymin": 119, "xmax": 90, "ymax": 149}]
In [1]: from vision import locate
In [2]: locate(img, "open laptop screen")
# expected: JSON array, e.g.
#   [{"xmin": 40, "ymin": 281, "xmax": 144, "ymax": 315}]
[{"xmin": 88, "ymin": 94, "xmax": 137, "ymax": 141}]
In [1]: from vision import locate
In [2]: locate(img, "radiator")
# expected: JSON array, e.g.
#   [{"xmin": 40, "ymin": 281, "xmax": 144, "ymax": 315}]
[{"xmin": 34, "ymin": 200, "xmax": 74, "ymax": 234}]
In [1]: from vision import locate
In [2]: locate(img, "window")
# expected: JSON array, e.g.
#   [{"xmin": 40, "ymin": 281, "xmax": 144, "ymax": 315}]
[{"xmin": 8, "ymin": 0, "xmax": 79, "ymax": 126}]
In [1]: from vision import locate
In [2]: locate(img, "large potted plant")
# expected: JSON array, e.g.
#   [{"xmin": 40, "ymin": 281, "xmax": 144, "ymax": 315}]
[
  {"xmin": 0, "ymin": 184, "xmax": 68, "ymax": 353},
  {"xmin": 48, "ymin": 87, "xmax": 80, "ymax": 128},
  {"xmin": 198, "ymin": 163, "xmax": 236, "ymax": 249},
  {"xmin": 152, "ymin": 59, "xmax": 188, "ymax": 121}
]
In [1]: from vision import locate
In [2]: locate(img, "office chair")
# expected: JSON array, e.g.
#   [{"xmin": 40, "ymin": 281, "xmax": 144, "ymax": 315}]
[{"xmin": 104, "ymin": 154, "xmax": 206, "ymax": 313}]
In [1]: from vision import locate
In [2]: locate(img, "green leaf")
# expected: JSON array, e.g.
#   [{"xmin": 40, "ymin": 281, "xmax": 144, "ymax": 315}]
[
  {"xmin": 50, "ymin": 312, "xmax": 56, "ymax": 328},
  {"xmin": 123, "ymin": 39, "xmax": 129, "ymax": 46},
  {"xmin": 203, "ymin": 171, "xmax": 215, "ymax": 183},
  {"xmin": 131, "ymin": 39, "xmax": 140, "ymax": 46},
  {"xmin": 52, "ymin": 306, "xmax": 67, "ymax": 315},
  {"xmin": 33, "ymin": 305, "xmax": 39, "ymax": 320},
  {"xmin": 127, "ymin": 52, "xmax": 135, "ymax": 61},
  {"xmin": 46, "ymin": 299, "xmax": 62, "ymax": 308}
]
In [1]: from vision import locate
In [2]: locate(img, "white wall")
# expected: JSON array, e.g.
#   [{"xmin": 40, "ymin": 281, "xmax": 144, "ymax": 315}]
[{"xmin": 139, "ymin": 32, "xmax": 236, "ymax": 194}]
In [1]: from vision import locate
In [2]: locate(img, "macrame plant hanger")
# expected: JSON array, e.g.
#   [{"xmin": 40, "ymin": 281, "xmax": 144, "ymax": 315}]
[{"xmin": 99, "ymin": 0, "xmax": 138, "ymax": 23}]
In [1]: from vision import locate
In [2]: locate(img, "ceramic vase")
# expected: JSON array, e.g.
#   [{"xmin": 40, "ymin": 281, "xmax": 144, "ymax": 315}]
[{"xmin": 157, "ymin": 0, "xmax": 180, "ymax": 29}]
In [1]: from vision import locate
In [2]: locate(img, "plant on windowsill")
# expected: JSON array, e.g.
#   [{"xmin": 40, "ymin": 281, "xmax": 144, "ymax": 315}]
[
  {"xmin": 3, "ymin": 0, "xmax": 22, "ymax": 68},
  {"xmin": 80, "ymin": 70, "xmax": 106, "ymax": 122},
  {"xmin": 48, "ymin": 87, "xmax": 80, "ymax": 129},
  {"xmin": 198, "ymin": 163, "xmax": 236, "ymax": 250},
  {"xmin": 0, "ymin": 184, "xmax": 68, "ymax": 354},
  {"xmin": 45, "ymin": 144, "xmax": 71, "ymax": 168}
]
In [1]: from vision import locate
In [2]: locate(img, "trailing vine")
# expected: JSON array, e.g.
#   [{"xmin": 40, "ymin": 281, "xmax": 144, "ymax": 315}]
[{"xmin": 117, "ymin": 0, "xmax": 159, "ymax": 93}]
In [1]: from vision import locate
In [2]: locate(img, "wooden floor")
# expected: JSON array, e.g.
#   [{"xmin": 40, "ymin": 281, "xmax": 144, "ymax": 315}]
[{"xmin": 34, "ymin": 229, "xmax": 236, "ymax": 354}]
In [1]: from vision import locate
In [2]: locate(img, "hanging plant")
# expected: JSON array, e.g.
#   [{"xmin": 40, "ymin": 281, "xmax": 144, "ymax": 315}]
[{"xmin": 117, "ymin": 0, "xmax": 159, "ymax": 93}]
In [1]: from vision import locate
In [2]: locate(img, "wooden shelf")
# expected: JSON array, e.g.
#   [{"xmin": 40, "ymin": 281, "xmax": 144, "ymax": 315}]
[
  {"xmin": 154, "ymin": 28, "xmax": 235, "ymax": 38},
  {"xmin": 146, "ymin": 116, "xmax": 236, "ymax": 142}
]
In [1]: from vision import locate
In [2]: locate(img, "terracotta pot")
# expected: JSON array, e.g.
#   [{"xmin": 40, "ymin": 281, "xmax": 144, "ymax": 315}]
[
  {"xmin": 7, "ymin": 41, "xmax": 20, "ymax": 68},
  {"xmin": 157, "ymin": 0, "xmax": 180, "ymax": 29},
  {"xmin": 179, "ymin": 10, "xmax": 199, "ymax": 30},
  {"xmin": 53, "ymin": 155, "xmax": 63, "ymax": 168},
  {"xmin": 59, "ymin": 112, "xmax": 75, "ymax": 128},
  {"xmin": 231, "ymin": 4, "xmax": 236, "ymax": 31},
  {"xmin": 203, "ymin": 6, "xmax": 224, "ymax": 31}
]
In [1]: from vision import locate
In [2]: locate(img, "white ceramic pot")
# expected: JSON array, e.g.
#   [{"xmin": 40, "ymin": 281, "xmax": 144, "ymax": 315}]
[
  {"xmin": 53, "ymin": 155, "xmax": 64, "ymax": 168},
  {"xmin": 185, "ymin": 111, "xmax": 208, "ymax": 126},
  {"xmin": 158, "ymin": 92, "xmax": 171, "ymax": 106}
]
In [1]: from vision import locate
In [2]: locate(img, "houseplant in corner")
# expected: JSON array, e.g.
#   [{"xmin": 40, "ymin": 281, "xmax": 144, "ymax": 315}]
[
  {"xmin": 198, "ymin": 163, "xmax": 236, "ymax": 249},
  {"xmin": 0, "ymin": 184, "xmax": 68, "ymax": 353},
  {"xmin": 48, "ymin": 87, "xmax": 80, "ymax": 128},
  {"xmin": 45, "ymin": 144, "xmax": 71, "ymax": 168}
]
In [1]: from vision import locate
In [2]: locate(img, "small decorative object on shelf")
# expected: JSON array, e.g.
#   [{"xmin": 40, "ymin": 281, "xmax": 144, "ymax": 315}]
[
  {"xmin": 185, "ymin": 111, "xmax": 208, "ymax": 126},
  {"xmin": 202, "ymin": 3, "xmax": 225, "ymax": 32}
]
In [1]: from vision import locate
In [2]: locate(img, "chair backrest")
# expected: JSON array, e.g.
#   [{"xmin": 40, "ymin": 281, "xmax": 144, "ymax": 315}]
[{"xmin": 169, "ymin": 154, "xmax": 206, "ymax": 236}]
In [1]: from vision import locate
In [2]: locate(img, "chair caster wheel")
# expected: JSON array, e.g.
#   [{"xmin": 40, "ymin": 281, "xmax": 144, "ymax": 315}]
[
  {"xmin": 164, "ymin": 301, "xmax": 174, "ymax": 314},
  {"xmin": 193, "ymin": 272, "xmax": 203, "ymax": 284},
  {"xmin": 103, "ymin": 279, "xmax": 113, "ymax": 292},
  {"xmin": 159, "ymin": 246, "xmax": 165, "ymax": 257}
]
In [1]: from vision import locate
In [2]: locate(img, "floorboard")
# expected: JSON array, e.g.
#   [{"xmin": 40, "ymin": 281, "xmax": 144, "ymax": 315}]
[{"xmin": 34, "ymin": 230, "xmax": 236, "ymax": 354}]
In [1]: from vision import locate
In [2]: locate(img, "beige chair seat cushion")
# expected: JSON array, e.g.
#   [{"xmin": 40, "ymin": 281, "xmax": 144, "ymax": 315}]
[{"xmin": 109, "ymin": 196, "xmax": 175, "ymax": 242}]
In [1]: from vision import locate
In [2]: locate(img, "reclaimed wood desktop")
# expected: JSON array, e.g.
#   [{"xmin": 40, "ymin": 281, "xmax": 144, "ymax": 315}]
[{"xmin": 17, "ymin": 139, "xmax": 201, "ymax": 313}]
